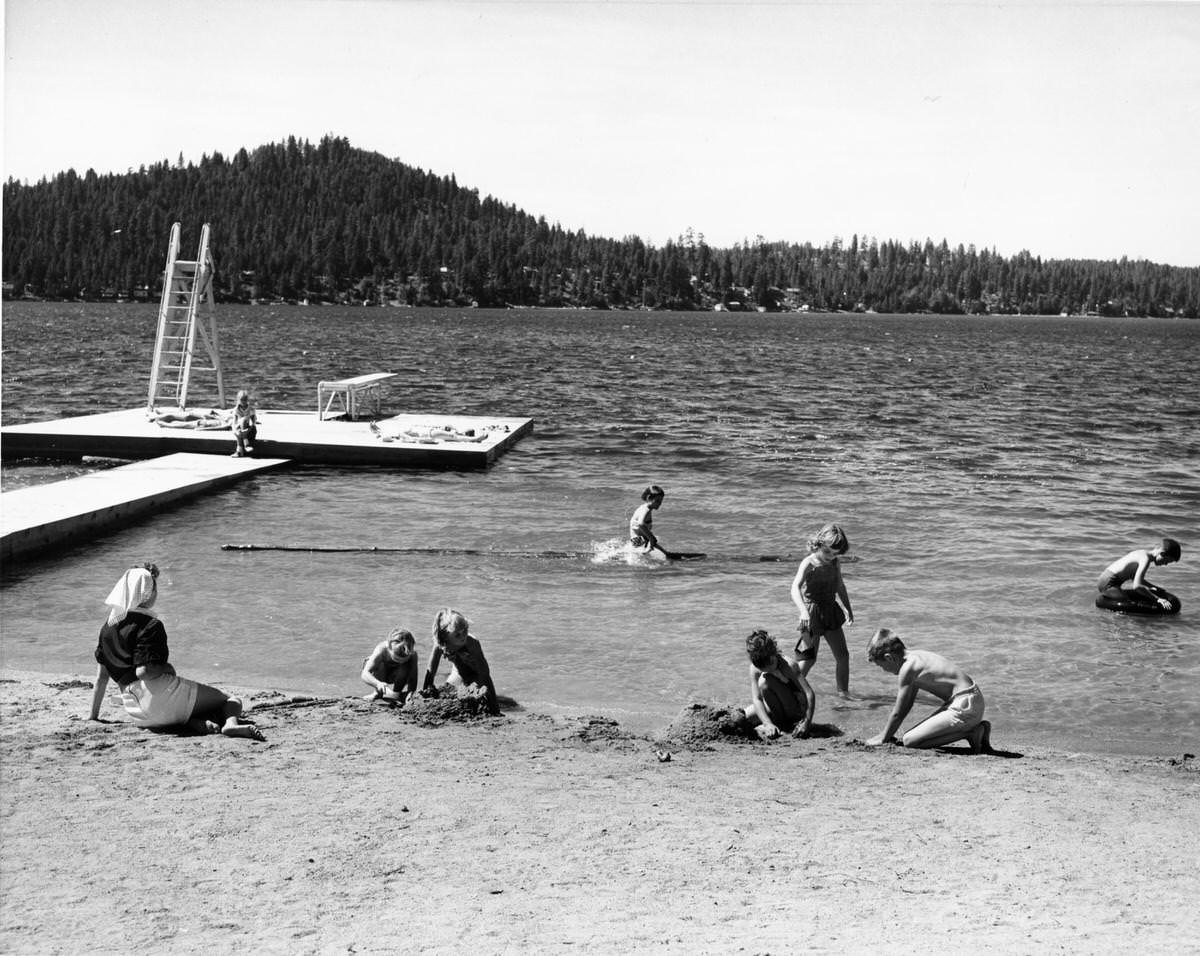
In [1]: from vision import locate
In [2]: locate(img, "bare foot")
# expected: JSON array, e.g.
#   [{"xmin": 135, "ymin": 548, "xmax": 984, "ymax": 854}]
[
  {"xmin": 221, "ymin": 718, "xmax": 265, "ymax": 741},
  {"xmin": 968, "ymin": 720, "xmax": 992, "ymax": 755}
]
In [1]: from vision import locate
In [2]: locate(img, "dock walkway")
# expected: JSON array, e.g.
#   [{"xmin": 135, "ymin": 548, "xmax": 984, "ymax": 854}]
[{"xmin": 1, "ymin": 452, "xmax": 289, "ymax": 565}]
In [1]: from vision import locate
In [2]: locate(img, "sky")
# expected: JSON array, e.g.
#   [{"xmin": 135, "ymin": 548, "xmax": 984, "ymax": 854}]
[{"xmin": 4, "ymin": 0, "xmax": 1199, "ymax": 266}]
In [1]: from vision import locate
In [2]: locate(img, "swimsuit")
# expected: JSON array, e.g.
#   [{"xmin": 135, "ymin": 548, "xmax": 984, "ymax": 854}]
[
  {"xmin": 1097, "ymin": 569, "xmax": 1128, "ymax": 592},
  {"xmin": 902, "ymin": 684, "xmax": 984, "ymax": 748},
  {"xmin": 797, "ymin": 559, "xmax": 846, "ymax": 639},
  {"xmin": 630, "ymin": 504, "xmax": 653, "ymax": 550}
]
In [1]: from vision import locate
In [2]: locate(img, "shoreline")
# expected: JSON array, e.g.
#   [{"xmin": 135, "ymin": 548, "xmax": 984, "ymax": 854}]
[{"xmin": 3, "ymin": 666, "xmax": 1198, "ymax": 953}]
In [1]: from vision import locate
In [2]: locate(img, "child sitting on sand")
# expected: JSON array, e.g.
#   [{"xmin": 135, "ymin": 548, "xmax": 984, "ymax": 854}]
[
  {"xmin": 360, "ymin": 628, "xmax": 418, "ymax": 703},
  {"xmin": 421, "ymin": 608, "xmax": 500, "ymax": 716},
  {"xmin": 741, "ymin": 629, "xmax": 815, "ymax": 739},
  {"xmin": 790, "ymin": 523, "xmax": 855, "ymax": 698},
  {"xmin": 865, "ymin": 628, "xmax": 991, "ymax": 754},
  {"xmin": 1097, "ymin": 538, "xmax": 1181, "ymax": 609}
]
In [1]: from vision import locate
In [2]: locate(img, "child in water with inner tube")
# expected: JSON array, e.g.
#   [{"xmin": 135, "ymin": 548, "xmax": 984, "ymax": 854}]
[
  {"xmin": 790, "ymin": 523, "xmax": 854, "ymax": 698},
  {"xmin": 421, "ymin": 608, "xmax": 500, "ymax": 716},
  {"xmin": 741, "ymin": 629, "xmax": 815, "ymax": 739},
  {"xmin": 1098, "ymin": 538, "xmax": 1182, "ymax": 610},
  {"xmin": 360, "ymin": 628, "xmax": 418, "ymax": 703}
]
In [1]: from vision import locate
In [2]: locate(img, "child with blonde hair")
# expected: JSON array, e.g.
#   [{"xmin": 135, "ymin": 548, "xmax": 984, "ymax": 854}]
[
  {"xmin": 421, "ymin": 608, "xmax": 500, "ymax": 715},
  {"xmin": 790, "ymin": 522, "xmax": 855, "ymax": 697}
]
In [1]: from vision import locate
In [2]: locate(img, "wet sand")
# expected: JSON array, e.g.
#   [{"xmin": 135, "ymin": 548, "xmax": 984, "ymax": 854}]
[{"xmin": 1, "ymin": 669, "xmax": 1197, "ymax": 954}]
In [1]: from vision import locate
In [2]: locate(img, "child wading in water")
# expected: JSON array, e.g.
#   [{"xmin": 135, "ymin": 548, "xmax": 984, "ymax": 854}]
[
  {"xmin": 790, "ymin": 523, "xmax": 854, "ymax": 698},
  {"xmin": 421, "ymin": 609, "xmax": 500, "ymax": 716},
  {"xmin": 1097, "ymin": 538, "xmax": 1182, "ymax": 609},
  {"xmin": 360, "ymin": 628, "xmax": 418, "ymax": 703},
  {"xmin": 865, "ymin": 628, "xmax": 992, "ymax": 754},
  {"xmin": 741, "ymin": 630, "xmax": 815, "ymax": 739},
  {"xmin": 629, "ymin": 485, "xmax": 667, "ymax": 557}
]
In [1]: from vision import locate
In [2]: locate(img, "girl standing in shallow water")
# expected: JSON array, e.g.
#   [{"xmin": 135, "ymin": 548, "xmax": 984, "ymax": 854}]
[{"xmin": 790, "ymin": 523, "xmax": 855, "ymax": 699}]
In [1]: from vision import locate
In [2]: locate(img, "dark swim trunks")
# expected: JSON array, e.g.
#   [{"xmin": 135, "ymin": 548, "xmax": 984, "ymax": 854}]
[{"xmin": 1097, "ymin": 570, "xmax": 1125, "ymax": 593}]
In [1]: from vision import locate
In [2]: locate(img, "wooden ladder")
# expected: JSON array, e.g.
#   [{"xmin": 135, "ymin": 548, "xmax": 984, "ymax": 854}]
[{"xmin": 147, "ymin": 222, "xmax": 225, "ymax": 412}]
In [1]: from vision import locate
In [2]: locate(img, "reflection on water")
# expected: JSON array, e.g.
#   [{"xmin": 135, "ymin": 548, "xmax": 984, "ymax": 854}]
[{"xmin": 2, "ymin": 304, "xmax": 1198, "ymax": 755}]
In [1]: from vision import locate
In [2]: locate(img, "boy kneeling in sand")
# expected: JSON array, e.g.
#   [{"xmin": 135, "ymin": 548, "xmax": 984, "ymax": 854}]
[
  {"xmin": 361, "ymin": 628, "xmax": 418, "ymax": 703},
  {"xmin": 865, "ymin": 628, "xmax": 991, "ymax": 754},
  {"xmin": 741, "ymin": 629, "xmax": 815, "ymax": 739}
]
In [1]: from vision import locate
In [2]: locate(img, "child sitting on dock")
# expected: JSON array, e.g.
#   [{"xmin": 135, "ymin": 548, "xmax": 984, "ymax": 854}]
[
  {"xmin": 740, "ymin": 629, "xmax": 815, "ymax": 739},
  {"xmin": 420, "ymin": 608, "xmax": 500, "ymax": 715},
  {"xmin": 1097, "ymin": 538, "xmax": 1181, "ymax": 609},
  {"xmin": 231, "ymin": 390, "xmax": 258, "ymax": 457},
  {"xmin": 865, "ymin": 628, "xmax": 991, "ymax": 754},
  {"xmin": 360, "ymin": 628, "xmax": 419, "ymax": 703}
]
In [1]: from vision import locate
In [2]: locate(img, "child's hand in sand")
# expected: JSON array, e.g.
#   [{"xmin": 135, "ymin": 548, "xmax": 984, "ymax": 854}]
[
  {"xmin": 865, "ymin": 733, "xmax": 895, "ymax": 746},
  {"xmin": 761, "ymin": 723, "xmax": 781, "ymax": 740},
  {"xmin": 790, "ymin": 723, "xmax": 811, "ymax": 740}
]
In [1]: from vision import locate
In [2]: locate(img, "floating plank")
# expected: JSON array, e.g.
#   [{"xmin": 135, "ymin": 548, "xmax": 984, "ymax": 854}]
[
  {"xmin": 1, "ymin": 452, "xmax": 289, "ymax": 565},
  {"xmin": 0, "ymin": 408, "xmax": 533, "ymax": 468}
]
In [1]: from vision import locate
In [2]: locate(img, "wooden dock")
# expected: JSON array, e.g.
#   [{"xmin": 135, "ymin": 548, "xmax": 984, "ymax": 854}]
[
  {"xmin": 0, "ymin": 408, "xmax": 534, "ymax": 468},
  {"xmin": 1, "ymin": 452, "xmax": 289, "ymax": 565}
]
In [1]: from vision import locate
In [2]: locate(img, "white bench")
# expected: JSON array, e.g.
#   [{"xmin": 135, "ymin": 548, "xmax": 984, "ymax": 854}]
[{"xmin": 317, "ymin": 372, "xmax": 397, "ymax": 421}]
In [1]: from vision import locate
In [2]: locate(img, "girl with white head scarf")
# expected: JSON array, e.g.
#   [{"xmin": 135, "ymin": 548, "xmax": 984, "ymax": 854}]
[
  {"xmin": 104, "ymin": 564, "xmax": 159, "ymax": 626},
  {"xmin": 89, "ymin": 564, "xmax": 263, "ymax": 740}
]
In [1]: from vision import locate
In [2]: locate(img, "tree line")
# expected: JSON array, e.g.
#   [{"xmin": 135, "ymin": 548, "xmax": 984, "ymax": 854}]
[{"xmin": 4, "ymin": 134, "xmax": 1197, "ymax": 317}]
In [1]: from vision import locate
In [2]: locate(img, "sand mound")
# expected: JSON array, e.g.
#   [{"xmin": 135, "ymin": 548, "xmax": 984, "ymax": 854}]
[
  {"xmin": 397, "ymin": 686, "xmax": 497, "ymax": 726},
  {"xmin": 660, "ymin": 703, "xmax": 848, "ymax": 749},
  {"xmin": 661, "ymin": 703, "xmax": 761, "ymax": 747}
]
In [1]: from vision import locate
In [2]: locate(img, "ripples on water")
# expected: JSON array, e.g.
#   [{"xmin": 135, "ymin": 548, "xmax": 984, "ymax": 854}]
[{"xmin": 3, "ymin": 304, "xmax": 1198, "ymax": 755}]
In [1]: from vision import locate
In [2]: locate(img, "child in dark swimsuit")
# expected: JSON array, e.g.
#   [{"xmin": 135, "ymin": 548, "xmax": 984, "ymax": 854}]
[
  {"xmin": 790, "ymin": 523, "xmax": 854, "ymax": 698},
  {"xmin": 421, "ymin": 608, "xmax": 500, "ymax": 716},
  {"xmin": 741, "ymin": 629, "xmax": 815, "ymax": 739}
]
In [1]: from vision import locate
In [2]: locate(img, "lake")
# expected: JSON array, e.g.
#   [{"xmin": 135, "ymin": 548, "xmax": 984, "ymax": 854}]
[{"xmin": 2, "ymin": 302, "xmax": 1197, "ymax": 755}]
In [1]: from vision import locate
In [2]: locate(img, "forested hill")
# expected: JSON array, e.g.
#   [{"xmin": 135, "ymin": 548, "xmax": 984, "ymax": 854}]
[{"xmin": 3, "ymin": 134, "xmax": 1197, "ymax": 316}]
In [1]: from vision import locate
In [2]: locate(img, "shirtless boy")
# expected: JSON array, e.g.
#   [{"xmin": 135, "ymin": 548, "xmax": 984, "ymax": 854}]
[
  {"xmin": 865, "ymin": 628, "xmax": 991, "ymax": 754},
  {"xmin": 1098, "ymin": 538, "xmax": 1182, "ymax": 609},
  {"xmin": 741, "ymin": 629, "xmax": 815, "ymax": 739}
]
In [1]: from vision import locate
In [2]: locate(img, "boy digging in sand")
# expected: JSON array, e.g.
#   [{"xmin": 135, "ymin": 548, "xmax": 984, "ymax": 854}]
[
  {"xmin": 865, "ymin": 628, "xmax": 991, "ymax": 754},
  {"xmin": 741, "ymin": 629, "xmax": 815, "ymax": 739}
]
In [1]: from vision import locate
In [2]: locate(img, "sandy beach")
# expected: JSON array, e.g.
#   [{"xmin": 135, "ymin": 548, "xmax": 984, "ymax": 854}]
[{"xmin": 1, "ymin": 668, "xmax": 1197, "ymax": 955}]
